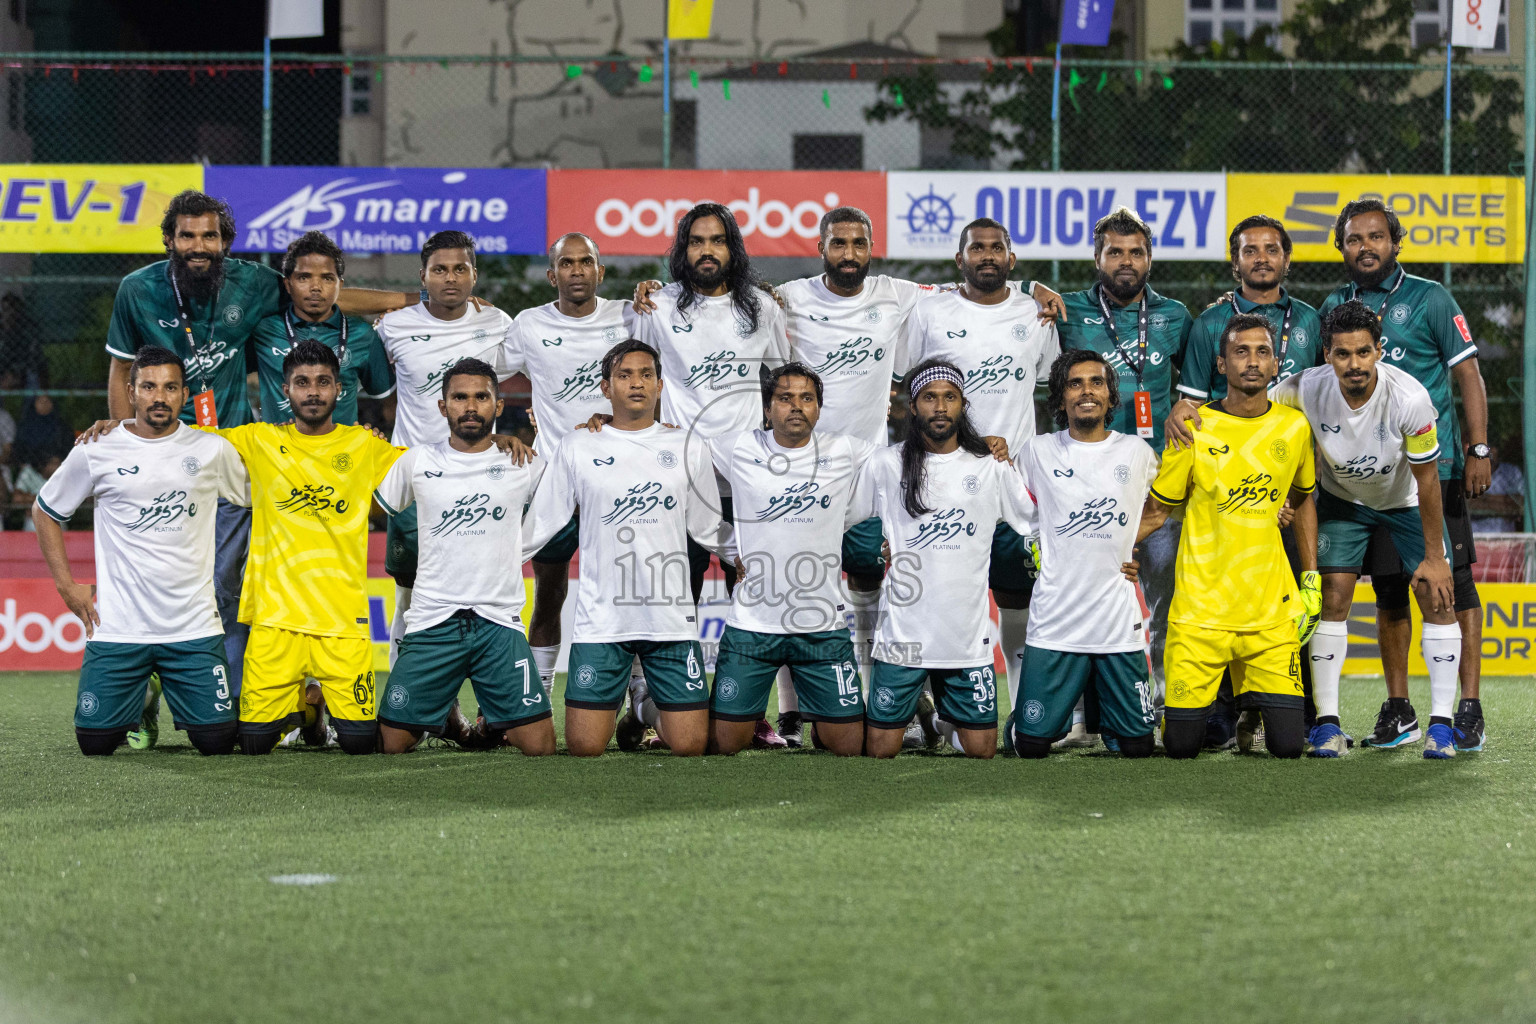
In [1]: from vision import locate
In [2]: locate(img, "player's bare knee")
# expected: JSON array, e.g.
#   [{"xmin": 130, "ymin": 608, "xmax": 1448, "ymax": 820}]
[
  {"xmin": 76, "ymin": 727, "xmax": 128, "ymax": 756},
  {"xmin": 187, "ymin": 722, "xmax": 237, "ymax": 756},
  {"xmin": 958, "ymin": 730, "xmax": 996, "ymax": 759},
  {"xmin": 379, "ymin": 726, "xmax": 421, "ymax": 755},
  {"xmin": 814, "ymin": 723, "xmax": 863, "ymax": 757}
]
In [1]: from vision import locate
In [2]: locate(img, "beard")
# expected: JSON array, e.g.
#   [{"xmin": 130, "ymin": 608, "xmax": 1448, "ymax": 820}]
[
  {"xmin": 917, "ymin": 411, "xmax": 959, "ymax": 445},
  {"xmin": 1097, "ymin": 267, "xmax": 1147, "ymax": 303},
  {"xmin": 168, "ymin": 247, "xmax": 226, "ymax": 303},
  {"xmin": 959, "ymin": 260, "xmax": 1007, "ymax": 295},
  {"xmin": 824, "ymin": 257, "xmax": 870, "ymax": 291},
  {"xmin": 452, "ymin": 414, "xmax": 492, "ymax": 444},
  {"xmin": 293, "ymin": 398, "xmax": 335, "ymax": 428},
  {"xmin": 684, "ymin": 255, "xmax": 728, "ymax": 290},
  {"xmin": 1345, "ymin": 254, "xmax": 1397, "ymax": 290}
]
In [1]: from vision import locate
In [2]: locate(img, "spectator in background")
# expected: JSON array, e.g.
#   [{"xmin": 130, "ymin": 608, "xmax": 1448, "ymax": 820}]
[
  {"xmin": 0, "ymin": 294, "xmax": 48, "ymax": 390},
  {"xmin": 13, "ymin": 394, "xmax": 73, "ymax": 472},
  {"xmin": 1472, "ymin": 444, "xmax": 1526, "ymax": 534}
]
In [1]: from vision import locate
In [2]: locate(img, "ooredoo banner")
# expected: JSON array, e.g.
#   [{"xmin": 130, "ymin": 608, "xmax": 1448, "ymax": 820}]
[
  {"xmin": 0, "ymin": 579, "xmax": 92, "ymax": 671},
  {"xmin": 885, "ymin": 171, "xmax": 1227, "ymax": 260},
  {"xmin": 546, "ymin": 170, "xmax": 886, "ymax": 257}
]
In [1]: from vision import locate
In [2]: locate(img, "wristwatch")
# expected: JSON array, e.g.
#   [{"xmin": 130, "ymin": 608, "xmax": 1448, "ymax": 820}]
[{"xmin": 1467, "ymin": 443, "xmax": 1491, "ymax": 459}]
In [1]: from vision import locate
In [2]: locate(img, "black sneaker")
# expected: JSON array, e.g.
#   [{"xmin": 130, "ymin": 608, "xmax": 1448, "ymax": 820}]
[
  {"xmin": 1204, "ymin": 711, "xmax": 1237, "ymax": 751},
  {"xmin": 1363, "ymin": 700, "xmax": 1421, "ymax": 748},
  {"xmin": 777, "ymin": 711, "xmax": 805, "ymax": 749},
  {"xmin": 1453, "ymin": 699, "xmax": 1485, "ymax": 752}
]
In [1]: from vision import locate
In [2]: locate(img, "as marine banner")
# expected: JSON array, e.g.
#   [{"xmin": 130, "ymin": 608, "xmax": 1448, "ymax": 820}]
[
  {"xmin": 1227, "ymin": 174, "xmax": 1525, "ymax": 263},
  {"xmin": 0, "ymin": 164, "xmax": 203, "ymax": 252}
]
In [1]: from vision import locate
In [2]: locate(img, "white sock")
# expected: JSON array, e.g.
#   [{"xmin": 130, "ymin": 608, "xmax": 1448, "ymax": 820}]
[
  {"xmin": 997, "ymin": 607, "xmax": 1029, "ymax": 712},
  {"xmin": 531, "ymin": 644, "xmax": 559, "ymax": 699},
  {"xmin": 1421, "ymin": 622, "xmax": 1462, "ymax": 721},
  {"xmin": 1071, "ymin": 697, "xmax": 1085, "ymax": 728},
  {"xmin": 1310, "ymin": 620, "xmax": 1348, "ymax": 721},
  {"xmin": 846, "ymin": 587, "xmax": 880, "ymax": 681},
  {"xmin": 776, "ymin": 667, "xmax": 798, "ymax": 715},
  {"xmin": 637, "ymin": 697, "xmax": 660, "ymax": 728},
  {"xmin": 388, "ymin": 586, "xmax": 413, "ymax": 669}
]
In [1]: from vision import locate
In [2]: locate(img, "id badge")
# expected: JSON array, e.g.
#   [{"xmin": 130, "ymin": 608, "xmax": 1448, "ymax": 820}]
[
  {"xmin": 193, "ymin": 389, "xmax": 218, "ymax": 427},
  {"xmin": 1133, "ymin": 390, "xmax": 1153, "ymax": 439}
]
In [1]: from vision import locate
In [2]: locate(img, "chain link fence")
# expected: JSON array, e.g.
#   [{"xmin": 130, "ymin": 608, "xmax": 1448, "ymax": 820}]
[{"xmin": 0, "ymin": 52, "xmax": 1526, "ymax": 526}]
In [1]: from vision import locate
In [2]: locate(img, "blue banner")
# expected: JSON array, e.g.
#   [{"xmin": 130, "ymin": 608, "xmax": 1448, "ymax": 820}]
[
  {"xmin": 1060, "ymin": 0, "xmax": 1115, "ymax": 45},
  {"xmin": 205, "ymin": 166, "xmax": 547, "ymax": 256}
]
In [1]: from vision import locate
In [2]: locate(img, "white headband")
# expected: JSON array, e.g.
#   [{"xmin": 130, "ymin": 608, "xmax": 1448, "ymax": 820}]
[{"xmin": 909, "ymin": 365, "xmax": 964, "ymax": 400}]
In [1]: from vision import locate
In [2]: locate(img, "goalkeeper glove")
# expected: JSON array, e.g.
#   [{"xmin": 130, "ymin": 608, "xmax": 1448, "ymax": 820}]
[
  {"xmin": 1025, "ymin": 535, "xmax": 1043, "ymax": 580},
  {"xmin": 1297, "ymin": 570, "xmax": 1321, "ymax": 645}
]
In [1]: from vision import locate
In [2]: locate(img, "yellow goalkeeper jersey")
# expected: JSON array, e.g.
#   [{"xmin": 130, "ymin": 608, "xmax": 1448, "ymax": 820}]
[
  {"xmin": 218, "ymin": 423, "xmax": 403, "ymax": 638},
  {"xmin": 1151, "ymin": 401, "xmax": 1315, "ymax": 631}
]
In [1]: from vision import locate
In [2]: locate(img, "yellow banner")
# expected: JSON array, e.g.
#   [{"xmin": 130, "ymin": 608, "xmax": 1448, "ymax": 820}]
[
  {"xmin": 0, "ymin": 164, "xmax": 203, "ymax": 252},
  {"xmin": 1344, "ymin": 582, "xmax": 1536, "ymax": 676},
  {"xmin": 667, "ymin": 0, "xmax": 714, "ymax": 39},
  {"xmin": 1227, "ymin": 173, "xmax": 1525, "ymax": 263}
]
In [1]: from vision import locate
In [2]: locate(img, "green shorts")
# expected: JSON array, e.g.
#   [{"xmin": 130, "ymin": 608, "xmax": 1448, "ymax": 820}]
[
  {"xmin": 1316, "ymin": 488, "xmax": 1449, "ymax": 576},
  {"xmin": 566, "ymin": 639, "xmax": 708, "ymax": 712},
  {"xmin": 380, "ymin": 612, "xmax": 551, "ymax": 732},
  {"xmin": 841, "ymin": 516, "xmax": 886, "ymax": 578},
  {"xmin": 989, "ymin": 521, "xmax": 1036, "ymax": 597},
  {"xmin": 865, "ymin": 660, "xmax": 998, "ymax": 730},
  {"xmin": 711, "ymin": 626, "xmax": 863, "ymax": 722},
  {"xmin": 75, "ymin": 635, "xmax": 234, "ymax": 731},
  {"xmin": 385, "ymin": 504, "xmax": 419, "ymax": 589},
  {"xmin": 532, "ymin": 513, "xmax": 580, "ymax": 565},
  {"xmin": 1011, "ymin": 645, "xmax": 1155, "ymax": 741}
]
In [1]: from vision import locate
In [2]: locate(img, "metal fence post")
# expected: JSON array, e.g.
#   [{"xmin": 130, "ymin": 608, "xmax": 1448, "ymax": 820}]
[
  {"xmin": 261, "ymin": 35, "xmax": 273, "ymax": 167},
  {"xmin": 661, "ymin": 5, "xmax": 672, "ymax": 170},
  {"xmin": 1051, "ymin": 42, "xmax": 1062, "ymax": 283}
]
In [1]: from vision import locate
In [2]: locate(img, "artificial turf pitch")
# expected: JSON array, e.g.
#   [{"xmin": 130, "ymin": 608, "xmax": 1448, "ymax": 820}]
[{"xmin": 2, "ymin": 671, "xmax": 1534, "ymax": 1024}]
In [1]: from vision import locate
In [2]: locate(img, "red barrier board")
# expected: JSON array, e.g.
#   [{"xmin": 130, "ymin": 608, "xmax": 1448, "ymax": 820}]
[{"xmin": 547, "ymin": 170, "xmax": 886, "ymax": 257}]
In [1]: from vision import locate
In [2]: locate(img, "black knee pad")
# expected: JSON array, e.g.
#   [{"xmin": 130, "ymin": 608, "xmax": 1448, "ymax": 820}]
[
  {"xmin": 1261, "ymin": 705, "xmax": 1306, "ymax": 759},
  {"xmin": 238, "ymin": 725, "xmax": 281, "ymax": 755},
  {"xmin": 1453, "ymin": 563, "xmax": 1480, "ymax": 612},
  {"xmin": 1371, "ymin": 572, "xmax": 1411, "ymax": 611},
  {"xmin": 76, "ymin": 727, "xmax": 128, "ymax": 756},
  {"xmin": 1117, "ymin": 732, "xmax": 1155, "ymax": 758},
  {"xmin": 332, "ymin": 719, "xmax": 379, "ymax": 756},
  {"xmin": 187, "ymin": 722, "xmax": 238, "ymax": 756},
  {"xmin": 1011, "ymin": 731, "xmax": 1052, "ymax": 759},
  {"xmin": 1162, "ymin": 713, "xmax": 1207, "ymax": 760}
]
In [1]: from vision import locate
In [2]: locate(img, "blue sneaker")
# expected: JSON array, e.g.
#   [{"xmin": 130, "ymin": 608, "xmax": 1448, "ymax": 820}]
[
  {"xmin": 1423, "ymin": 722, "xmax": 1456, "ymax": 759},
  {"xmin": 1305, "ymin": 722, "xmax": 1348, "ymax": 758},
  {"xmin": 1101, "ymin": 731, "xmax": 1121, "ymax": 754}
]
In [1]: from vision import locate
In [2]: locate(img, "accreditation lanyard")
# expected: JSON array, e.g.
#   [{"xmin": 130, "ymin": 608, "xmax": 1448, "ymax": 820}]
[
  {"xmin": 1231, "ymin": 292, "xmax": 1293, "ymax": 371},
  {"xmin": 284, "ymin": 307, "xmax": 348, "ymax": 367},
  {"xmin": 1350, "ymin": 268, "xmax": 1406, "ymax": 321},
  {"xmin": 169, "ymin": 266, "xmax": 221, "ymax": 426},
  {"xmin": 1096, "ymin": 285, "xmax": 1153, "ymax": 438}
]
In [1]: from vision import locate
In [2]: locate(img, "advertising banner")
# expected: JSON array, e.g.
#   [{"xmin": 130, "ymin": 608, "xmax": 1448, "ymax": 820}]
[
  {"xmin": 0, "ymin": 164, "xmax": 203, "ymax": 253},
  {"xmin": 206, "ymin": 166, "xmax": 547, "ymax": 256},
  {"xmin": 547, "ymin": 170, "xmax": 887, "ymax": 257},
  {"xmin": 1227, "ymin": 174, "xmax": 1525, "ymax": 263},
  {"xmin": 885, "ymin": 171, "xmax": 1227, "ymax": 260}
]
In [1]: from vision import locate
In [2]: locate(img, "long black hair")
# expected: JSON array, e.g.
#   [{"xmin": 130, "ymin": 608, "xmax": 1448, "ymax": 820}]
[
  {"xmin": 668, "ymin": 202, "xmax": 763, "ymax": 335},
  {"xmin": 901, "ymin": 359, "xmax": 990, "ymax": 519}
]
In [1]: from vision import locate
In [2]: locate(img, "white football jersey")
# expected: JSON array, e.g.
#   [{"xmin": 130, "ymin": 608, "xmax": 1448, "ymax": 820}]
[
  {"xmin": 1272, "ymin": 362, "xmax": 1438, "ymax": 510},
  {"xmin": 623, "ymin": 283, "xmax": 790, "ymax": 441},
  {"xmin": 778, "ymin": 274, "xmax": 932, "ymax": 446},
  {"xmin": 849, "ymin": 446, "xmax": 1036, "ymax": 668},
  {"xmin": 904, "ymin": 287, "xmax": 1060, "ymax": 454},
  {"xmin": 376, "ymin": 442, "xmax": 547, "ymax": 635},
  {"xmin": 36, "ymin": 424, "xmax": 248, "ymax": 644},
  {"xmin": 524, "ymin": 423, "xmax": 727, "ymax": 643},
  {"xmin": 1015, "ymin": 431, "xmax": 1157, "ymax": 653},
  {"xmin": 376, "ymin": 302, "xmax": 515, "ymax": 447},
  {"xmin": 710, "ymin": 429, "xmax": 877, "ymax": 635},
  {"xmin": 504, "ymin": 297, "xmax": 627, "ymax": 455}
]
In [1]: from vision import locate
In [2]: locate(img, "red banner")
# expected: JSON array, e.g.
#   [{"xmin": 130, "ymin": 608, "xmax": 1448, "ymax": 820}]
[
  {"xmin": 547, "ymin": 170, "xmax": 887, "ymax": 257},
  {"xmin": 0, "ymin": 578, "xmax": 90, "ymax": 671}
]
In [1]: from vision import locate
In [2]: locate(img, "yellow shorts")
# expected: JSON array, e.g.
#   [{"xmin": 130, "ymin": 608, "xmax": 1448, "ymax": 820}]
[
  {"xmin": 241, "ymin": 624, "xmax": 376, "ymax": 725},
  {"xmin": 1163, "ymin": 620, "xmax": 1302, "ymax": 710}
]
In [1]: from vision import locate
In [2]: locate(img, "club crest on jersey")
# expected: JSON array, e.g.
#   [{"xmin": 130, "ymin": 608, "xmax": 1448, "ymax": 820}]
[
  {"xmin": 181, "ymin": 456, "xmax": 202, "ymax": 477},
  {"xmin": 574, "ymin": 664, "xmax": 596, "ymax": 688},
  {"xmin": 716, "ymin": 677, "xmax": 739, "ymax": 702},
  {"xmin": 865, "ymin": 308, "xmax": 883, "ymax": 324},
  {"xmin": 1375, "ymin": 424, "xmax": 1389, "ymax": 443},
  {"xmin": 816, "ymin": 455, "xmax": 830, "ymax": 469},
  {"xmin": 116, "ymin": 466, "xmax": 140, "ymax": 476},
  {"xmin": 78, "ymin": 691, "xmax": 99, "ymax": 717},
  {"xmin": 1268, "ymin": 439, "xmax": 1289, "ymax": 462},
  {"xmin": 332, "ymin": 453, "xmax": 354, "ymax": 472},
  {"xmin": 962, "ymin": 474, "xmax": 980, "ymax": 494},
  {"xmin": 1317, "ymin": 533, "xmax": 1331, "ymax": 556},
  {"xmin": 873, "ymin": 686, "xmax": 896, "ymax": 711},
  {"xmin": 1149, "ymin": 313, "xmax": 1168, "ymax": 332},
  {"xmin": 386, "ymin": 684, "xmax": 408, "ymax": 710},
  {"xmin": 485, "ymin": 464, "xmax": 506, "ymax": 481},
  {"xmin": 657, "ymin": 450, "xmax": 678, "ymax": 469},
  {"xmin": 734, "ymin": 318, "xmax": 753, "ymax": 339},
  {"xmin": 1114, "ymin": 464, "xmax": 1130, "ymax": 484},
  {"xmin": 603, "ymin": 326, "xmax": 622, "ymax": 342},
  {"xmin": 1022, "ymin": 699, "xmax": 1044, "ymax": 724},
  {"xmin": 1011, "ymin": 323, "xmax": 1029, "ymax": 340},
  {"xmin": 1293, "ymin": 327, "xmax": 1309, "ymax": 346},
  {"xmin": 1389, "ymin": 304, "xmax": 1410, "ymax": 324},
  {"xmin": 222, "ymin": 304, "xmax": 243, "ymax": 325}
]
